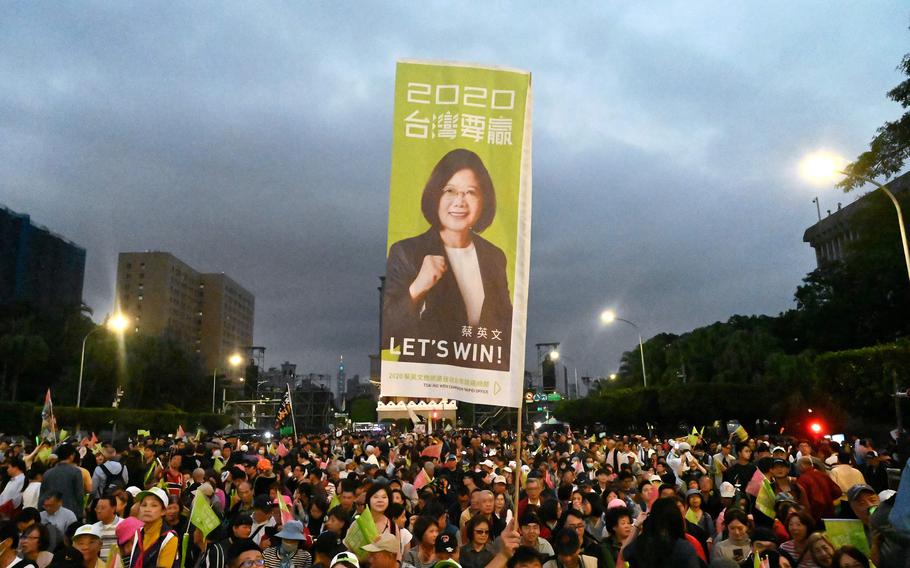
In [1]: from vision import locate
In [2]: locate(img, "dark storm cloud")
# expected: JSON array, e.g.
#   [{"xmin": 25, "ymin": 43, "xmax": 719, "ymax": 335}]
[{"xmin": 2, "ymin": 2, "xmax": 907, "ymax": 382}]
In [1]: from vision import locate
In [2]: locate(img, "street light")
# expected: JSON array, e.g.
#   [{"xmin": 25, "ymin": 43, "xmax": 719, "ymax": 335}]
[
  {"xmin": 213, "ymin": 353, "xmax": 244, "ymax": 413},
  {"xmin": 800, "ymin": 150, "xmax": 910, "ymax": 284},
  {"xmin": 77, "ymin": 313, "xmax": 130, "ymax": 408},
  {"xmin": 609, "ymin": 373, "xmax": 618, "ymax": 381},
  {"xmin": 547, "ymin": 350, "xmax": 582, "ymax": 398},
  {"xmin": 600, "ymin": 309, "xmax": 648, "ymax": 387}
]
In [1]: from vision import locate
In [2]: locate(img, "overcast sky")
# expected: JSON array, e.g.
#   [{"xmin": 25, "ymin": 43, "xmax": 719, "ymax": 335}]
[{"xmin": 2, "ymin": 3, "xmax": 908, "ymax": 385}]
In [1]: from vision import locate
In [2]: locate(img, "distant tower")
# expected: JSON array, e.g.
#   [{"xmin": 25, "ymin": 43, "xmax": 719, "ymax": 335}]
[{"xmin": 337, "ymin": 355, "xmax": 346, "ymax": 410}]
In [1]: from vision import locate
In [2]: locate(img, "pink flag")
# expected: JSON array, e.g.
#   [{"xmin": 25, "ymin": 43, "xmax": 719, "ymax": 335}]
[
  {"xmin": 91, "ymin": 432, "xmax": 98, "ymax": 445},
  {"xmin": 277, "ymin": 442, "xmax": 289, "ymax": 457},
  {"xmin": 420, "ymin": 443, "xmax": 443, "ymax": 459},
  {"xmin": 176, "ymin": 425, "xmax": 186, "ymax": 439},
  {"xmin": 414, "ymin": 468, "xmax": 430, "ymax": 490},
  {"xmin": 745, "ymin": 468, "xmax": 765, "ymax": 497}
]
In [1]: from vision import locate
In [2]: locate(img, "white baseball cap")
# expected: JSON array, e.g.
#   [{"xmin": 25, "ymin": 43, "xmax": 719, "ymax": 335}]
[{"xmin": 73, "ymin": 524, "xmax": 102, "ymax": 540}]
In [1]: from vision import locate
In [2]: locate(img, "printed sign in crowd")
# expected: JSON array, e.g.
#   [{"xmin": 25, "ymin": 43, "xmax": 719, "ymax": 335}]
[{"xmin": 381, "ymin": 60, "xmax": 533, "ymax": 408}]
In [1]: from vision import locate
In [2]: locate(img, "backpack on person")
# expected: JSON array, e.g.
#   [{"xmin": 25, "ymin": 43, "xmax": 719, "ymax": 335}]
[{"xmin": 98, "ymin": 462, "xmax": 127, "ymax": 494}]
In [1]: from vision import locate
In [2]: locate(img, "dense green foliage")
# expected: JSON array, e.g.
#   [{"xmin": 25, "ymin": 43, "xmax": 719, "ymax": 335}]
[
  {"xmin": 0, "ymin": 302, "xmax": 216, "ymax": 411},
  {"xmin": 349, "ymin": 397, "xmax": 378, "ymax": 422},
  {"xmin": 839, "ymin": 52, "xmax": 910, "ymax": 191},
  {"xmin": 0, "ymin": 402, "xmax": 230, "ymax": 436},
  {"xmin": 558, "ymin": 342, "xmax": 910, "ymax": 433}
]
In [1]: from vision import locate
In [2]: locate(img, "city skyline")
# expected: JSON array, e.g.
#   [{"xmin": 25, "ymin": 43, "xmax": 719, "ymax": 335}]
[{"xmin": 3, "ymin": 3, "xmax": 908, "ymax": 381}]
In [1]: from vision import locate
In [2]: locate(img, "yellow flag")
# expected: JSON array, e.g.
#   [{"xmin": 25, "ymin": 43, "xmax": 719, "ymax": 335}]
[
  {"xmin": 687, "ymin": 427, "xmax": 699, "ymax": 447},
  {"xmin": 733, "ymin": 425, "xmax": 748, "ymax": 442},
  {"xmin": 685, "ymin": 507, "xmax": 699, "ymax": 525}
]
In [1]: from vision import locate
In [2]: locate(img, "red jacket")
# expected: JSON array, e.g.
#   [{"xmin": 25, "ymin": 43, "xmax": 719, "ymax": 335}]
[{"xmin": 796, "ymin": 468, "xmax": 841, "ymax": 522}]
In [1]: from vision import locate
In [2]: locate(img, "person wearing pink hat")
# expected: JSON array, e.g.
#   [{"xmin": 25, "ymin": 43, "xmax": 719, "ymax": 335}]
[{"xmin": 116, "ymin": 517, "xmax": 144, "ymax": 568}]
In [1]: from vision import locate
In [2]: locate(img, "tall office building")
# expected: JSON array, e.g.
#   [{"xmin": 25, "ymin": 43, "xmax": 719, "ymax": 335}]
[
  {"xmin": 115, "ymin": 251, "xmax": 254, "ymax": 371},
  {"xmin": 0, "ymin": 205, "xmax": 86, "ymax": 308}
]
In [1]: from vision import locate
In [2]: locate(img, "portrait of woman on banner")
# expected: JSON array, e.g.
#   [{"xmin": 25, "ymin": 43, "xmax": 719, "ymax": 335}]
[{"xmin": 383, "ymin": 148, "xmax": 512, "ymax": 371}]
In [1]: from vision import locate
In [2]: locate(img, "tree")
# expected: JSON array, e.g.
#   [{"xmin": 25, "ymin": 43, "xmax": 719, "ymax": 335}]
[
  {"xmin": 349, "ymin": 397, "xmax": 377, "ymax": 422},
  {"xmin": 839, "ymin": 52, "xmax": 910, "ymax": 190},
  {"xmin": 792, "ymin": 190, "xmax": 910, "ymax": 351},
  {"xmin": 0, "ymin": 333, "xmax": 49, "ymax": 400}
]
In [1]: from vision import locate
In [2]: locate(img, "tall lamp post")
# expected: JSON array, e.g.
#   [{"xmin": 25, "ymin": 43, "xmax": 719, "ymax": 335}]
[
  {"xmin": 77, "ymin": 313, "xmax": 130, "ymax": 408},
  {"xmin": 600, "ymin": 310, "xmax": 648, "ymax": 387},
  {"xmin": 801, "ymin": 151, "xmax": 910, "ymax": 284},
  {"xmin": 546, "ymin": 350, "xmax": 583, "ymax": 399},
  {"xmin": 213, "ymin": 353, "xmax": 244, "ymax": 413}
]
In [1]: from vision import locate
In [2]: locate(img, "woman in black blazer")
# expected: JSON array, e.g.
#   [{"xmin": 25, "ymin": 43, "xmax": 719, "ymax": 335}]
[{"xmin": 383, "ymin": 148, "xmax": 512, "ymax": 371}]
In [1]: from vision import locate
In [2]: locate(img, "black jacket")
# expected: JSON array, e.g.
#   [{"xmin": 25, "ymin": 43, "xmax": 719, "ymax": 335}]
[{"xmin": 382, "ymin": 229, "xmax": 512, "ymax": 370}]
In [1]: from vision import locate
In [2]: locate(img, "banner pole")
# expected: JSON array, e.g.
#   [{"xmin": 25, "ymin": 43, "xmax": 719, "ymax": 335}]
[
  {"xmin": 286, "ymin": 383, "xmax": 298, "ymax": 440},
  {"xmin": 513, "ymin": 401, "xmax": 523, "ymax": 518}
]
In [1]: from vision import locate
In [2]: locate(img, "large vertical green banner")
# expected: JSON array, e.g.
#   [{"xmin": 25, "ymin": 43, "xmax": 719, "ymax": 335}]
[{"xmin": 381, "ymin": 60, "xmax": 532, "ymax": 408}]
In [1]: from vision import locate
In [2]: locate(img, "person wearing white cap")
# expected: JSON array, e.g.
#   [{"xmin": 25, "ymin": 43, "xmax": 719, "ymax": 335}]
[
  {"xmin": 130, "ymin": 487, "xmax": 179, "ymax": 568},
  {"xmin": 73, "ymin": 524, "xmax": 105, "ymax": 568}
]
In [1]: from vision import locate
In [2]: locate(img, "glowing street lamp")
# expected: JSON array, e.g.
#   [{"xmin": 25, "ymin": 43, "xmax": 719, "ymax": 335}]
[
  {"xmin": 600, "ymin": 310, "xmax": 648, "ymax": 387},
  {"xmin": 800, "ymin": 150, "xmax": 910, "ymax": 284},
  {"xmin": 213, "ymin": 353, "xmax": 244, "ymax": 413},
  {"xmin": 77, "ymin": 313, "xmax": 131, "ymax": 408},
  {"xmin": 609, "ymin": 373, "xmax": 618, "ymax": 381}
]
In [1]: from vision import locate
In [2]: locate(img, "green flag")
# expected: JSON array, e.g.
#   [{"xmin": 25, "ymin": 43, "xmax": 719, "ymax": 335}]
[
  {"xmin": 328, "ymin": 493, "xmax": 340, "ymax": 511},
  {"xmin": 823, "ymin": 519, "xmax": 870, "ymax": 557},
  {"xmin": 212, "ymin": 457, "xmax": 224, "ymax": 474},
  {"xmin": 685, "ymin": 507, "xmax": 699, "ymax": 525},
  {"xmin": 687, "ymin": 427, "xmax": 700, "ymax": 448},
  {"xmin": 342, "ymin": 505, "xmax": 379, "ymax": 560},
  {"xmin": 190, "ymin": 494, "xmax": 220, "ymax": 537},
  {"xmin": 755, "ymin": 478, "xmax": 777, "ymax": 519}
]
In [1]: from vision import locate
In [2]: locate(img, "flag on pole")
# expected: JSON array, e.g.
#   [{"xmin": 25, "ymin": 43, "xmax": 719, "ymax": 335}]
[
  {"xmin": 407, "ymin": 406, "xmax": 422, "ymax": 426},
  {"xmin": 379, "ymin": 60, "xmax": 534, "ymax": 409},
  {"xmin": 733, "ymin": 425, "xmax": 748, "ymax": 442},
  {"xmin": 40, "ymin": 389, "xmax": 56, "ymax": 443},
  {"xmin": 420, "ymin": 443, "xmax": 442, "ymax": 459},
  {"xmin": 687, "ymin": 427, "xmax": 700, "ymax": 448},
  {"xmin": 414, "ymin": 468, "xmax": 430, "ymax": 490},
  {"xmin": 189, "ymin": 493, "xmax": 220, "ymax": 537},
  {"xmin": 277, "ymin": 442, "xmax": 289, "ymax": 457},
  {"xmin": 343, "ymin": 506, "xmax": 380, "ymax": 561},
  {"xmin": 276, "ymin": 495, "xmax": 295, "ymax": 525},
  {"xmin": 745, "ymin": 469, "xmax": 766, "ymax": 498},
  {"xmin": 275, "ymin": 389, "xmax": 292, "ymax": 431},
  {"xmin": 755, "ymin": 478, "xmax": 777, "ymax": 519}
]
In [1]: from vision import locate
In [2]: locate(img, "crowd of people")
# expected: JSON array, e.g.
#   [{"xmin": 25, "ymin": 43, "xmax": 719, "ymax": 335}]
[{"xmin": 0, "ymin": 426, "xmax": 905, "ymax": 568}]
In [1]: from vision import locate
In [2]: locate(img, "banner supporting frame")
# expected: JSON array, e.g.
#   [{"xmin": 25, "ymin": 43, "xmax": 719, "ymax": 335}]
[{"xmin": 512, "ymin": 401, "xmax": 523, "ymax": 519}]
